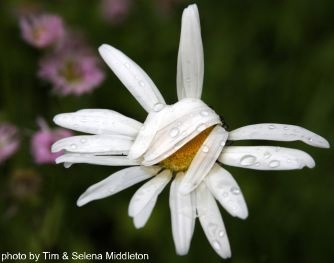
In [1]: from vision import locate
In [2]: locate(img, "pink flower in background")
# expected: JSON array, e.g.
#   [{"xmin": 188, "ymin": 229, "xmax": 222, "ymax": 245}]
[
  {"xmin": 20, "ymin": 14, "xmax": 65, "ymax": 48},
  {"xmin": 101, "ymin": 0, "xmax": 132, "ymax": 25},
  {"xmin": 0, "ymin": 123, "xmax": 20, "ymax": 164},
  {"xmin": 38, "ymin": 40, "xmax": 105, "ymax": 96},
  {"xmin": 31, "ymin": 119, "xmax": 72, "ymax": 164}
]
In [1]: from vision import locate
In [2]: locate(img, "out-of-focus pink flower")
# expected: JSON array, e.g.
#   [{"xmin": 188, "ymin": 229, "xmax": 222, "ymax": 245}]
[
  {"xmin": 31, "ymin": 119, "xmax": 72, "ymax": 164},
  {"xmin": 38, "ymin": 38, "xmax": 105, "ymax": 96},
  {"xmin": 0, "ymin": 123, "xmax": 20, "ymax": 164},
  {"xmin": 20, "ymin": 14, "xmax": 65, "ymax": 48},
  {"xmin": 101, "ymin": 0, "xmax": 132, "ymax": 25}
]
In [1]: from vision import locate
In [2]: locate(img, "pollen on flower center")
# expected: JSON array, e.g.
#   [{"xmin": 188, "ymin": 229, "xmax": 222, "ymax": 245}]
[{"xmin": 160, "ymin": 126, "xmax": 215, "ymax": 172}]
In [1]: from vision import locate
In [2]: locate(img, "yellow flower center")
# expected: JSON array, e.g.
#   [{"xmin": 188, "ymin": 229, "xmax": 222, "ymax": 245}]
[{"xmin": 160, "ymin": 126, "xmax": 214, "ymax": 172}]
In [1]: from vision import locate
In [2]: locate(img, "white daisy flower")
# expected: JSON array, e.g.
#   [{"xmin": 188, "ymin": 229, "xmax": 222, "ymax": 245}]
[{"xmin": 51, "ymin": 4, "xmax": 329, "ymax": 259}]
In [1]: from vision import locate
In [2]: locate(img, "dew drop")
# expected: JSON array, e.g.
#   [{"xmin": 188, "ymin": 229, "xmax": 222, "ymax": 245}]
[
  {"xmin": 64, "ymin": 162, "xmax": 72, "ymax": 168},
  {"xmin": 153, "ymin": 103, "xmax": 164, "ymax": 112},
  {"xmin": 70, "ymin": 144, "xmax": 77, "ymax": 150},
  {"xmin": 230, "ymin": 186, "xmax": 240, "ymax": 195},
  {"xmin": 202, "ymin": 145, "xmax": 209, "ymax": 153},
  {"xmin": 185, "ymin": 77, "xmax": 191, "ymax": 82},
  {"xmin": 218, "ymin": 230, "xmax": 225, "ymax": 237},
  {"xmin": 283, "ymin": 126, "xmax": 288, "ymax": 130},
  {"xmin": 200, "ymin": 110, "xmax": 209, "ymax": 116},
  {"xmin": 269, "ymin": 160, "xmax": 280, "ymax": 168},
  {"xmin": 222, "ymin": 191, "xmax": 229, "ymax": 198},
  {"xmin": 124, "ymin": 62, "xmax": 130, "ymax": 68},
  {"xmin": 80, "ymin": 138, "xmax": 87, "ymax": 144},
  {"xmin": 269, "ymin": 124, "xmax": 275, "ymax": 129},
  {"xmin": 213, "ymin": 241, "xmax": 221, "ymax": 250},
  {"xmin": 240, "ymin": 155, "xmax": 256, "ymax": 166},
  {"xmin": 308, "ymin": 137, "xmax": 313, "ymax": 142},
  {"xmin": 139, "ymin": 80, "xmax": 145, "ymax": 87},
  {"xmin": 169, "ymin": 127, "xmax": 179, "ymax": 138}
]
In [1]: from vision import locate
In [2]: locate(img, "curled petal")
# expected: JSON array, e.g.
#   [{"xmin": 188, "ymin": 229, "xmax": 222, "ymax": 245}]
[
  {"xmin": 77, "ymin": 166, "xmax": 161, "ymax": 207},
  {"xmin": 205, "ymin": 164, "xmax": 248, "ymax": 219},
  {"xmin": 56, "ymin": 153, "xmax": 137, "ymax": 166},
  {"xmin": 229, "ymin": 124, "xmax": 330, "ymax": 148},
  {"xmin": 52, "ymin": 134, "xmax": 132, "ymax": 154},
  {"xmin": 196, "ymin": 183, "xmax": 231, "ymax": 259},
  {"xmin": 129, "ymin": 169, "xmax": 172, "ymax": 227},
  {"xmin": 99, "ymin": 44, "xmax": 166, "ymax": 113},
  {"xmin": 179, "ymin": 126, "xmax": 228, "ymax": 194},
  {"xmin": 142, "ymin": 98, "xmax": 221, "ymax": 165},
  {"xmin": 218, "ymin": 146, "xmax": 315, "ymax": 170},
  {"xmin": 177, "ymin": 4, "xmax": 204, "ymax": 100},
  {"xmin": 53, "ymin": 109, "xmax": 141, "ymax": 137},
  {"xmin": 169, "ymin": 172, "xmax": 195, "ymax": 255}
]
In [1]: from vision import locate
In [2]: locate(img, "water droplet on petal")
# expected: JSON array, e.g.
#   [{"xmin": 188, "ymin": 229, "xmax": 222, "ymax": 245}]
[
  {"xmin": 308, "ymin": 137, "xmax": 313, "ymax": 142},
  {"xmin": 70, "ymin": 144, "xmax": 77, "ymax": 150},
  {"xmin": 202, "ymin": 145, "xmax": 209, "ymax": 153},
  {"xmin": 230, "ymin": 186, "xmax": 240, "ymax": 195},
  {"xmin": 64, "ymin": 162, "xmax": 72, "ymax": 168},
  {"xmin": 124, "ymin": 62, "xmax": 130, "ymax": 68},
  {"xmin": 218, "ymin": 230, "xmax": 225, "ymax": 237},
  {"xmin": 222, "ymin": 191, "xmax": 228, "ymax": 198},
  {"xmin": 240, "ymin": 155, "xmax": 256, "ymax": 166},
  {"xmin": 153, "ymin": 103, "xmax": 164, "ymax": 112},
  {"xmin": 80, "ymin": 138, "xmax": 87, "ymax": 144},
  {"xmin": 213, "ymin": 241, "xmax": 221, "ymax": 250},
  {"xmin": 269, "ymin": 160, "xmax": 280, "ymax": 168},
  {"xmin": 269, "ymin": 124, "xmax": 275, "ymax": 129},
  {"xmin": 283, "ymin": 126, "xmax": 288, "ymax": 130},
  {"xmin": 200, "ymin": 110, "xmax": 209, "ymax": 116},
  {"xmin": 169, "ymin": 127, "xmax": 179, "ymax": 138},
  {"xmin": 139, "ymin": 80, "xmax": 145, "ymax": 87}
]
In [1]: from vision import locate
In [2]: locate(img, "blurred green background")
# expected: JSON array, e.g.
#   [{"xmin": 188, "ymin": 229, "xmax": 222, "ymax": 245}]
[{"xmin": 1, "ymin": 0, "xmax": 333, "ymax": 262}]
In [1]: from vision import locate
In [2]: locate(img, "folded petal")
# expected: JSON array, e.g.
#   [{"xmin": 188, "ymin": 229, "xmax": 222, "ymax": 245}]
[
  {"xmin": 56, "ymin": 153, "xmax": 137, "ymax": 166},
  {"xmin": 196, "ymin": 183, "xmax": 231, "ymax": 259},
  {"xmin": 177, "ymin": 4, "xmax": 204, "ymax": 100},
  {"xmin": 98, "ymin": 44, "xmax": 166, "ymax": 113},
  {"xmin": 128, "ymin": 169, "xmax": 172, "ymax": 227},
  {"xmin": 128, "ymin": 109, "xmax": 168, "ymax": 160},
  {"xmin": 77, "ymin": 166, "xmax": 161, "ymax": 207},
  {"xmin": 53, "ymin": 109, "xmax": 141, "ymax": 137},
  {"xmin": 142, "ymin": 98, "xmax": 221, "ymax": 165},
  {"xmin": 179, "ymin": 126, "xmax": 228, "ymax": 194},
  {"xmin": 218, "ymin": 146, "xmax": 315, "ymax": 170},
  {"xmin": 205, "ymin": 164, "xmax": 248, "ymax": 219},
  {"xmin": 169, "ymin": 172, "xmax": 196, "ymax": 255},
  {"xmin": 52, "ymin": 134, "xmax": 133, "ymax": 154},
  {"xmin": 229, "ymin": 124, "xmax": 330, "ymax": 148}
]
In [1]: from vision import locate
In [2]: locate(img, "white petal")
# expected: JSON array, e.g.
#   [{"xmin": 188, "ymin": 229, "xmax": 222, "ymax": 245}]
[
  {"xmin": 177, "ymin": 4, "xmax": 204, "ymax": 100},
  {"xmin": 52, "ymin": 135, "xmax": 133, "ymax": 154},
  {"xmin": 128, "ymin": 109, "xmax": 167, "ymax": 160},
  {"xmin": 133, "ymin": 198, "xmax": 157, "ymax": 229},
  {"xmin": 128, "ymin": 169, "xmax": 172, "ymax": 218},
  {"xmin": 229, "ymin": 123, "xmax": 330, "ymax": 148},
  {"xmin": 169, "ymin": 172, "xmax": 196, "ymax": 255},
  {"xmin": 98, "ymin": 44, "xmax": 166, "ymax": 113},
  {"xmin": 218, "ymin": 146, "xmax": 315, "ymax": 170},
  {"xmin": 205, "ymin": 164, "xmax": 248, "ymax": 219},
  {"xmin": 196, "ymin": 183, "xmax": 231, "ymax": 259},
  {"xmin": 53, "ymin": 109, "xmax": 141, "ymax": 137},
  {"xmin": 179, "ymin": 126, "xmax": 228, "ymax": 194},
  {"xmin": 142, "ymin": 98, "xmax": 221, "ymax": 165},
  {"xmin": 56, "ymin": 154, "xmax": 137, "ymax": 166},
  {"xmin": 77, "ymin": 166, "xmax": 161, "ymax": 207}
]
